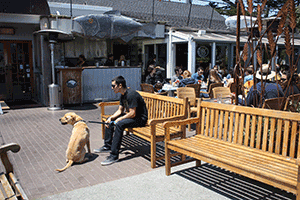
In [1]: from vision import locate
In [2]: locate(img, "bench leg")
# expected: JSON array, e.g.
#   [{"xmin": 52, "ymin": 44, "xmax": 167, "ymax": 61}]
[
  {"xmin": 181, "ymin": 154, "xmax": 186, "ymax": 162},
  {"xmin": 150, "ymin": 136, "xmax": 156, "ymax": 168},
  {"xmin": 101, "ymin": 123, "xmax": 105, "ymax": 139},
  {"xmin": 165, "ymin": 144, "xmax": 171, "ymax": 176},
  {"xmin": 196, "ymin": 160, "xmax": 201, "ymax": 167},
  {"xmin": 188, "ymin": 109, "xmax": 191, "ymax": 131}
]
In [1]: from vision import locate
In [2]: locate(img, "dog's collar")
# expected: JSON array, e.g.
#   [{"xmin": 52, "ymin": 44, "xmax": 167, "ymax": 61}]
[{"xmin": 74, "ymin": 120, "xmax": 86, "ymax": 126}]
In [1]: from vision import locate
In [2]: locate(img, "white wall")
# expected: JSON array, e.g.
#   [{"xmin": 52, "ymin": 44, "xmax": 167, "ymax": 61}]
[
  {"xmin": 0, "ymin": 23, "xmax": 38, "ymax": 41},
  {"xmin": 64, "ymin": 38, "xmax": 107, "ymax": 59}
]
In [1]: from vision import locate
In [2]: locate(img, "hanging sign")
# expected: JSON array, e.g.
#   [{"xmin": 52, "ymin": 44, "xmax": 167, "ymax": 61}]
[
  {"xmin": 0, "ymin": 27, "xmax": 15, "ymax": 35},
  {"xmin": 197, "ymin": 46, "xmax": 209, "ymax": 58}
]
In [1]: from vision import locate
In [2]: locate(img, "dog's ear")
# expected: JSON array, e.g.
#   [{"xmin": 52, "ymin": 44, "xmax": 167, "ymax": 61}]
[{"xmin": 74, "ymin": 114, "xmax": 83, "ymax": 122}]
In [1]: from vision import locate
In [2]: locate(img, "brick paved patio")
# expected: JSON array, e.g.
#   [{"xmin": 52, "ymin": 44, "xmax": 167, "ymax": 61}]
[
  {"xmin": 0, "ymin": 103, "xmax": 297, "ymax": 200},
  {"xmin": 0, "ymin": 103, "xmax": 157, "ymax": 199}
]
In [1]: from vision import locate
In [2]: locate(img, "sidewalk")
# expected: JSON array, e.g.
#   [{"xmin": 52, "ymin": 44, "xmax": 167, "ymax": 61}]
[
  {"xmin": 0, "ymin": 104, "xmax": 296, "ymax": 200},
  {"xmin": 38, "ymin": 162, "xmax": 230, "ymax": 200}
]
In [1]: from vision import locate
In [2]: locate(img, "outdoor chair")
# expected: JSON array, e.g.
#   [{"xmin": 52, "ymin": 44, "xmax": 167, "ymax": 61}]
[
  {"xmin": 177, "ymin": 87, "xmax": 198, "ymax": 131},
  {"xmin": 262, "ymin": 97, "xmax": 287, "ymax": 110},
  {"xmin": 200, "ymin": 82, "xmax": 224, "ymax": 99},
  {"xmin": 285, "ymin": 93, "xmax": 300, "ymax": 112},
  {"xmin": 186, "ymin": 84, "xmax": 201, "ymax": 98},
  {"xmin": 140, "ymin": 83, "xmax": 154, "ymax": 93},
  {"xmin": 212, "ymin": 87, "xmax": 232, "ymax": 99}
]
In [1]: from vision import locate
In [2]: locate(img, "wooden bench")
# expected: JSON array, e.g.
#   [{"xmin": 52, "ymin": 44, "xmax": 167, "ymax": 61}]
[
  {"xmin": 0, "ymin": 143, "xmax": 28, "ymax": 200},
  {"xmin": 0, "ymin": 101, "xmax": 10, "ymax": 110},
  {"xmin": 99, "ymin": 91, "xmax": 188, "ymax": 168},
  {"xmin": 164, "ymin": 100, "xmax": 300, "ymax": 199}
]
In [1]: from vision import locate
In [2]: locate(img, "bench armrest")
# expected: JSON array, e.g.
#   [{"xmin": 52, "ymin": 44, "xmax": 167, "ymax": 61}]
[
  {"xmin": 0, "ymin": 143, "xmax": 20, "ymax": 154},
  {"xmin": 148, "ymin": 115, "xmax": 186, "ymax": 126},
  {"xmin": 163, "ymin": 117, "xmax": 200, "ymax": 128},
  {"xmin": 163, "ymin": 118, "xmax": 200, "ymax": 141},
  {"xmin": 0, "ymin": 143, "xmax": 20, "ymax": 174},
  {"xmin": 98, "ymin": 101, "xmax": 120, "ymax": 107}
]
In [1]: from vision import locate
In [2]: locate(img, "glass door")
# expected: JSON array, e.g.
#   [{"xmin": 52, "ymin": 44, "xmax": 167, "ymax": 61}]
[{"xmin": 0, "ymin": 41, "xmax": 33, "ymax": 101}]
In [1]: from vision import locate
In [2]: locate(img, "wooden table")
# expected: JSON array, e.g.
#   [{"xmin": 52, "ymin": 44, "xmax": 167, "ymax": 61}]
[
  {"xmin": 202, "ymin": 97, "xmax": 232, "ymax": 104},
  {"xmin": 162, "ymin": 84, "xmax": 178, "ymax": 96}
]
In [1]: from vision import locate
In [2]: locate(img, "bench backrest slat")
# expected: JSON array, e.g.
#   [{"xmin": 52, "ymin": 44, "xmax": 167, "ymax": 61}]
[
  {"xmin": 199, "ymin": 101, "xmax": 300, "ymax": 160},
  {"xmin": 290, "ymin": 122, "xmax": 298, "ymax": 158},
  {"xmin": 138, "ymin": 91, "xmax": 187, "ymax": 121}
]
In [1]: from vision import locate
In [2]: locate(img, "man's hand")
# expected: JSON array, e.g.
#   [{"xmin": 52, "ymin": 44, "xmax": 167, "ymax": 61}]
[{"xmin": 105, "ymin": 117, "xmax": 112, "ymax": 128}]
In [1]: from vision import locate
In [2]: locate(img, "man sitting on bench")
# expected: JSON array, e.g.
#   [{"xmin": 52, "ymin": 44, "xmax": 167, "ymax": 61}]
[{"xmin": 94, "ymin": 76, "xmax": 148, "ymax": 165}]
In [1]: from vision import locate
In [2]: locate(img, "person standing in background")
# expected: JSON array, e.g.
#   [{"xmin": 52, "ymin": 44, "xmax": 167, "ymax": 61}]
[
  {"xmin": 104, "ymin": 54, "xmax": 114, "ymax": 66},
  {"xmin": 118, "ymin": 55, "xmax": 126, "ymax": 66},
  {"xmin": 76, "ymin": 54, "xmax": 87, "ymax": 67}
]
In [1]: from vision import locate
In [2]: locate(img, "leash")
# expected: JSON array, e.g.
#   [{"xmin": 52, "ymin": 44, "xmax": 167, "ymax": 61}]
[{"xmin": 87, "ymin": 120, "xmax": 115, "ymax": 126}]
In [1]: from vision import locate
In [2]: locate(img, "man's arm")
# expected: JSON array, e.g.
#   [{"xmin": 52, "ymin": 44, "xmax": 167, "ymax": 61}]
[
  {"xmin": 105, "ymin": 105, "xmax": 124, "ymax": 124},
  {"xmin": 115, "ymin": 107, "xmax": 136, "ymax": 123}
]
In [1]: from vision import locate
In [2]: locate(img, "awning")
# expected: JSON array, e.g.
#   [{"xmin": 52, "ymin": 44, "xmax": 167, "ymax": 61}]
[{"xmin": 170, "ymin": 31, "xmax": 300, "ymax": 46}]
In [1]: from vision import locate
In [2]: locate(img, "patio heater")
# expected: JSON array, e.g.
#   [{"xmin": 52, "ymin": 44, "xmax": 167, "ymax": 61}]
[{"xmin": 47, "ymin": 32, "xmax": 62, "ymax": 111}]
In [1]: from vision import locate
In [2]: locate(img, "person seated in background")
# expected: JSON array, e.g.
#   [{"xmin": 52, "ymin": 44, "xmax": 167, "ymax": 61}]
[
  {"xmin": 282, "ymin": 72, "xmax": 300, "ymax": 96},
  {"xmin": 213, "ymin": 65, "xmax": 223, "ymax": 79},
  {"xmin": 76, "ymin": 54, "xmax": 87, "ymax": 67},
  {"xmin": 178, "ymin": 70, "xmax": 196, "ymax": 87},
  {"xmin": 226, "ymin": 68, "xmax": 233, "ymax": 80},
  {"xmin": 145, "ymin": 65, "xmax": 157, "ymax": 85},
  {"xmin": 171, "ymin": 67, "xmax": 183, "ymax": 86},
  {"xmin": 118, "ymin": 55, "xmax": 126, "ymax": 66},
  {"xmin": 192, "ymin": 67, "xmax": 205, "ymax": 83},
  {"xmin": 244, "ymin": 64, "xmax": 284, "ymax": 107},
  {"xmin": 207, "ymin": 69, "xmax": 223, "ymax": 90},
  {"xmin": 244, "ymin": 67, "xmax": 254, "ymax": 84},
  {"xmin": 154, "ymin": 82, "xmax": 164, "ymax": 94},
  {"xmin": 147, "ymin": 54, "xmax": 157, "ymax": 68},
  {"xmin": 154, "ymin": 66, "xmax": 165, "ymax": 84},
  {"xmin": 104, "ymin": 54, "xmax": 114, "ymax": 66},
  {"xmin": 223, "ymin": 68, "xmax": 234, "ymax": 87}
]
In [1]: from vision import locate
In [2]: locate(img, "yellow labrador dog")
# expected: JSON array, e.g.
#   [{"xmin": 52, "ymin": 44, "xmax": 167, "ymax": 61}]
[{"xmin": 56, "ymin": 112, "xmax": 91, "ymax": 172}]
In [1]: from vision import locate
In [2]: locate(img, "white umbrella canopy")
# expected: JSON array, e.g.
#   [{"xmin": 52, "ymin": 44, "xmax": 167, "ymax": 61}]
[{"xmin": 225, "ymin": 15, "xmax": 257, "ymax": 30}]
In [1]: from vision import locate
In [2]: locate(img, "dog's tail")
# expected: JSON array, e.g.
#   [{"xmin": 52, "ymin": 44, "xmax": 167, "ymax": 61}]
[{"xmin": 55, "ymin": 160, "xmax": 74, "ymax": 172}]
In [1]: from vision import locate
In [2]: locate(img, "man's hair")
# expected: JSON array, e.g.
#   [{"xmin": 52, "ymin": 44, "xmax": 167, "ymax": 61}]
[
  {"xmin": 112, "ymin": 76, "xmax": 127, "ymax": 88},
  {"xmin": 108, "ymin": 54, "xmax": 113, "ymax": 58},
  {"xmin": 182, "ymin": 70, "xmax": 192, "ymax": 79},
  {"xmin": 197, "ymin": 67, "xmax": 204, "ymax": 72},
  {"xmin": 246, "ymin": 67, "xmax": 254, "ymax": 74},
  {"xmin": 79, "ymin": 54, "xmax": 86, "ymax": 61},
  {"xmin": 148, "ymin": 65, "xmax": 155, "ymax": 73}
]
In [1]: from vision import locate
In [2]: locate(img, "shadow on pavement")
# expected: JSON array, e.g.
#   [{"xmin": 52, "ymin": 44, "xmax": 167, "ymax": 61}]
[
  {"xmin": 119, "ymin": 134, "xmax": 166, "ymax": 168},
  {"xmin": 175, "ymin": 163, "xmax": 295, "ymax": 200},
  {"xmin": 63, "ymin": 103, "xmax": 98, "ymax": 110},
  {"xmin": 120, "ymin": 135, "xmax": 295, "ymax": 199}
]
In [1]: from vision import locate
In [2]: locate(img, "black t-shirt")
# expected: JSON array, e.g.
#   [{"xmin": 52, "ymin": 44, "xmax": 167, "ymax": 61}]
[{"xmin": 120, "ymin": 88, "xmax": 148, "ymax": 121}]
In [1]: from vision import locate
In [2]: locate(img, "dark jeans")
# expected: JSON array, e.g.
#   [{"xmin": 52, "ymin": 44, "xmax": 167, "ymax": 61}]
[{"xmin": 104, "ymin": 116, "xmax": 147, "ymax": 158}]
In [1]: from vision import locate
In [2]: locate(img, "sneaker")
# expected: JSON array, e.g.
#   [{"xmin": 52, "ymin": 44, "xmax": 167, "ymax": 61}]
[
  {"xmin": 93, "ymin": 146, "xmax": 111, "ymax": 153},
  {"xmin": 101, "ymin": 155, "xmax": 119, "ymax": 166}
]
